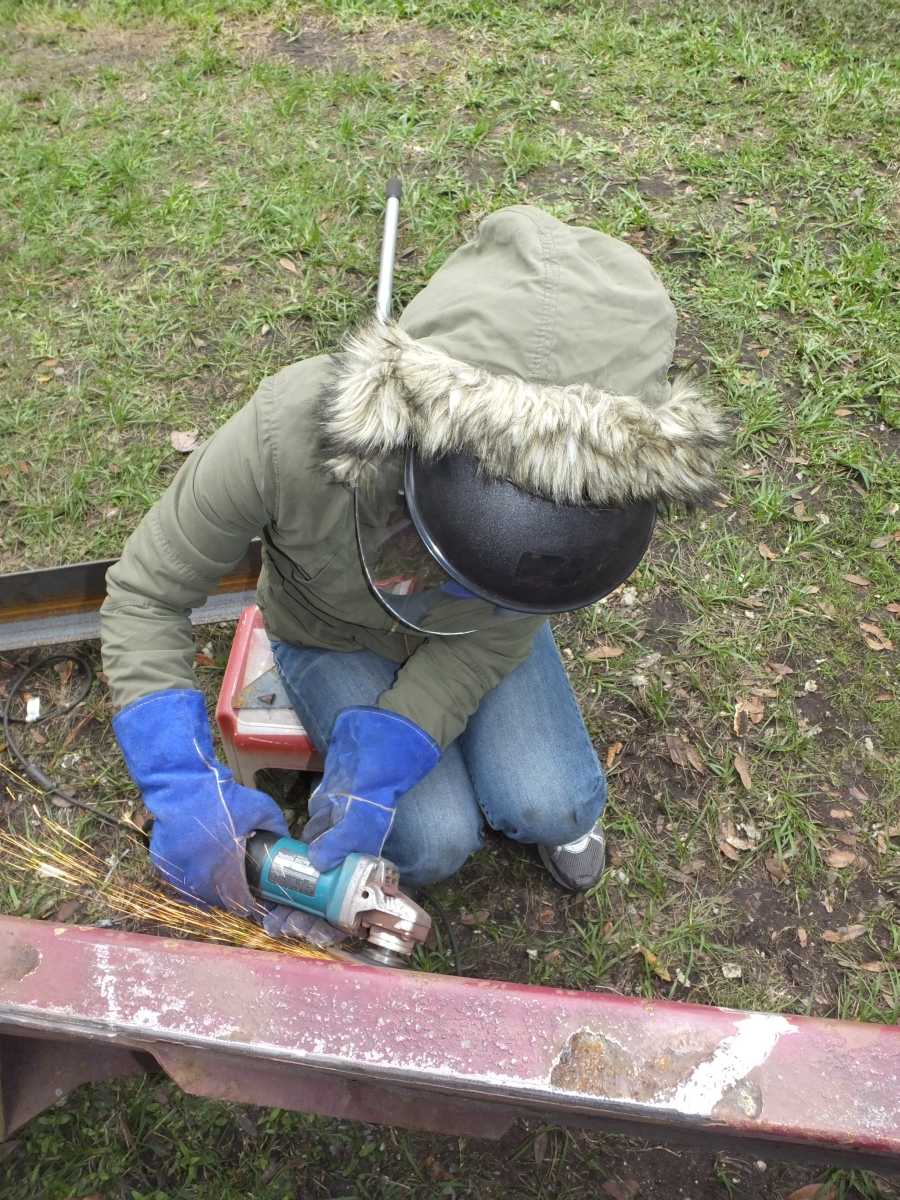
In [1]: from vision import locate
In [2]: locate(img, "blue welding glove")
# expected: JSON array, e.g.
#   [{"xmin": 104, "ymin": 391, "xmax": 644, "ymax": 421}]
[
  {"xmin": 302, "ymin": 706, "xmax": 441, "ymax": 873},
  {"xmin": 113, "ymin": 689, "xmax": 288, "ymax": 912}
]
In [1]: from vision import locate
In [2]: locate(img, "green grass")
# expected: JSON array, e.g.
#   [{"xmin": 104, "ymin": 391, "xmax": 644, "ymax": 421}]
[{"xmin": 1, "ymin": 0, "xmax": 898, "ymax": 1196}]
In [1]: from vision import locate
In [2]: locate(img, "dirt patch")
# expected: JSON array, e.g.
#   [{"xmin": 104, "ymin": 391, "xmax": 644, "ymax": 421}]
[
  {"xmin": 4, "ymin": 24, "xmax": 176, "ymax": 94},
  {"xmin": 256, "ymin": 13, "xmax": 462, "ymax": 75},
  {"xmin": 642, "ymin": 591, "xmax": 693, "ymax": 649}
]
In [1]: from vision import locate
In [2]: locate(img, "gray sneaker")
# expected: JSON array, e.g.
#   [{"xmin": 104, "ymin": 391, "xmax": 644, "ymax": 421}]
[{"xmin": 538, "ymin": 823, "xmax": 606, "ymax": 892}]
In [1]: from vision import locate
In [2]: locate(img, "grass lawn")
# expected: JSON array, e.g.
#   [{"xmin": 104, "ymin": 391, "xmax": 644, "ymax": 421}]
[{"xmin": 1, "ymin": 0, "xmax": 898, "ymax": 1196}]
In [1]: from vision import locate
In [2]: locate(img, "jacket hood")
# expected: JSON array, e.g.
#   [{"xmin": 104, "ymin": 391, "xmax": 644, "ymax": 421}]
[{"xmin": 319, "ymin": 205, "xmax": 729, "ymax": 508}]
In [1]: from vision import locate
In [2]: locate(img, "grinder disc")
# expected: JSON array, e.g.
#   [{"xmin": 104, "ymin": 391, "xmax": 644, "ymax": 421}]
[{"xmin": 354, "ymin": 944, "xmax": 410, "ymax": 969}]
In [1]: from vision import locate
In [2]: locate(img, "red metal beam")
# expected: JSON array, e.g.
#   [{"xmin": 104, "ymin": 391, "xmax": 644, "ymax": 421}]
[{"xmin": 1, "ymin": 915, "xmax": 898, "ymax": 1167}]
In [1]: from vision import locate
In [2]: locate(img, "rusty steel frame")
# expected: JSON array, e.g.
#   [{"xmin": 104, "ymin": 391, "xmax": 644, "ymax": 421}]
[
  {"xmin": 0, "ymin": 545, "xmax": 262, "ymax": 652},
  {"xmin": 1, "ymin": 916, "xmax": 898, "ymax": 1167}
]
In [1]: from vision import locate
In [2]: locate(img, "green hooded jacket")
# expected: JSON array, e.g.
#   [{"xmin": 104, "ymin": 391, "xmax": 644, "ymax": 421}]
[{"xmin": 101, "ymin": 206, "xmax": 725, "ymax": 747}]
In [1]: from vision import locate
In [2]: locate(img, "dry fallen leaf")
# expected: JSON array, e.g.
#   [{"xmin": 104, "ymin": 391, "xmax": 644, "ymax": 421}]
[
  {"xmin": 825, "ymin": 848, "xmax": 856, "ymax": 869},
  {"xmin": 170, "ymin": 429, "xmax": 200, "ymax": 453},
  {"xmin": 822, "ymin": 925, "xmax": 866, "ymax": 944},
  {"xmin": 719, "ymin": 817, "xmax": 752, "ymax": 851},
  {"xmin": 843, "ymin": 573, "xmax": 871, "ymax": 587},
  {"xmin": 786, "ymin": 1183, "xmax": 837, "ymax": 1200},
  {"xmin": 718, "ymin": 840, "xmax": 741, "ymax": 862},
  {"xmin": 860, "ymin": 622, "xmax": 894, "ymax": 651},
  {"xmin": 849, "ymin": 785, "xmax": 869, "ymax": 802},
  {"xmin": 830, "ymin": 808, "xmax": 853, "ymax": 819},
  {"xmin": 460, "ymin": 909, "xmax": 490, "ymax": 927},
  {"xmin": 767, "ymin": 661, "xmax": 794, "ymax": 677},
  {"xmin": 740, "ymin": 818, "xmax": 761, "ymax": 842},
  {"xmin": 726, "ymin": 834, "xmax": 753, "ymax": 850},
  {"xmin": 636, "ymin": 945, "xmax": 672, "ymax": 982},
  {"xmin": 535, "ymin": 906, "xmax": 556, "ymax": 929},
  {"xmin": 53, "ymin": 898, "xmax": 80, "ymax": 922},
  {"xmin": 586, "ymin": 643, "xmax": 624, "ymax": 661},
  {"xmin": 602, "ymin": 1179, "xmax": 640, "ymax": 1200},
  {"xmin": 797, "ymin": 926, "xmax": 808, "ymax": 948},
  {"xmin": 278, "ymin": 257, "xmax": 300, "ymax": 275},
  {"xmin": 758, "ymin": 542, "xmax": 778, "ymax": 561},
  {"xmin": 886, "ymin": 602, "xmax": 900, "ymax": 615},
  {"xmin": 605, "ymin": 741, "xmax": 624, "ymax": 769},
  {"xmin": 765, "ymin": 855, "xmax": 790, "ymax": 883},
  {"xmin": 733, "ymin": 752, "xmax": 752, "ymax": 790},
  {"xmin": 859, "ymin": 962, "xmax": 888, "ymax": 974},
  {"xmin": 792, "ymin": 501, "xmax": 816, "ymax": 522},
  {"xmin": 666, "ymin": 735, "xmax": 705, "ymax": 772}
]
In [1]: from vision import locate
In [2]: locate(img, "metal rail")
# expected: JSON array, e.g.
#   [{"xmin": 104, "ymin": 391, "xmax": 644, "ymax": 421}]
[
  {"xmin": 1, "ymin": 916, "xmax": 898, "ymax": 1166},
  {"xmin": 0, "ymin": 544, "xmax": 262, "ymax": 652}
]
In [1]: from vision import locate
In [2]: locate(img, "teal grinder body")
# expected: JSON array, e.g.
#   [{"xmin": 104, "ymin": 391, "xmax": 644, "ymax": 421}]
[
  {"xmin": 246, "ymin": 831, "xmax": 367, "ymax": 929},
  {"xmin": 245, "ymin": 831, "xmax": 430, "ymax": 966}
]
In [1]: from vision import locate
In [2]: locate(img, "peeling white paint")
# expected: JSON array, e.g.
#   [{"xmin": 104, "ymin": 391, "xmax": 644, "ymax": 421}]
[
  {"xmin": 93, "ymin": 944, "xmax": 120, "ymax": 1023},
  {"xmin": 660, "ymin": 1013, "xmax": 797, "ymax": 1116}
]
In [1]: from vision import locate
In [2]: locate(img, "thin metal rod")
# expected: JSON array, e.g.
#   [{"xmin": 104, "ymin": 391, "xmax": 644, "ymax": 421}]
[{"xmin": 375, "ymin": 177, "xmax": 402, "ymax": 323}]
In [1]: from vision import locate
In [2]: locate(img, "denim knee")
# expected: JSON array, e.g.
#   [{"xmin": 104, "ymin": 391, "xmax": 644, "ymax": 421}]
[
  {"xmin": 384, "ymin": 809, "xmax": 483, "ymax": 888},
  {"xmin": 482, "ymin": 771, "xmax": 607, "ymax": 847}
]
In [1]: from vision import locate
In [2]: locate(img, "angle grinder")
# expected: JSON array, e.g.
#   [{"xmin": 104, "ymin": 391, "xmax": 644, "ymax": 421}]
[{"xmin": 246, "ymin": 832, "xmax": 431, "ymax": 968}]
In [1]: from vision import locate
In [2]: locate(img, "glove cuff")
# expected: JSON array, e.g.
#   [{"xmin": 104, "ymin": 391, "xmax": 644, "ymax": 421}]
[
  {"xmin": 331, "ymin": 705, "xmax": 441, "ymax": 791},
  {"xmin": 113, "ymin": 688, "xmax": 215, "ymax": 782}
]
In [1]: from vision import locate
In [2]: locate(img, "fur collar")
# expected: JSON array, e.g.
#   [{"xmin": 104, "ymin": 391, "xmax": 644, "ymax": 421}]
[{"xmin": 319, "ymin": 321, "xmax": 729, "ymax": 508}]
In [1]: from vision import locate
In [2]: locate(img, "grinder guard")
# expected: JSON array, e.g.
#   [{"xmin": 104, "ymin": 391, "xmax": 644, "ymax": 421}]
[{"xmin": 246, "ymin": 832, "xmax": 430, "ymax": 967}]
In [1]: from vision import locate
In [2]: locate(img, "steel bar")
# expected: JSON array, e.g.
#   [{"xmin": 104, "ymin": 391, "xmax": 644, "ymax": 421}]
[
  {"xmin": 375, "ymin": 177, "xmax": 402, "ymax": 323},
  {"xmin": 1, "ymin": 915, "xmax": 897, "ymax": 1166},
  {"xmin": 0, "ymin": 543, "xmax": 262, "ymax": 652}
]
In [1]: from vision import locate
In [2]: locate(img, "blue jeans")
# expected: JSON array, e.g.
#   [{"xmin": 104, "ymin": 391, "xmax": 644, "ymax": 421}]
[{"xmin": 271, "ymin": 624, "xmax": 606, "ymax": 887}]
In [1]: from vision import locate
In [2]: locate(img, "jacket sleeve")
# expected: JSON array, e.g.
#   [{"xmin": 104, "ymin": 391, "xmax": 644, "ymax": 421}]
[
  {"xmin": 376, "ymin": 616, "xmax": 546, "ymax": 748},
  {"xmin": 100, "ymin": 381, "xmax": 276, "ymax": 711}
]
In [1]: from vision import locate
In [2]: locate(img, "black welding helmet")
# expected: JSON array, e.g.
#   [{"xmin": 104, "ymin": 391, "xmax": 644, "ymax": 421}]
[{"xmin": 355, "ymin": 450, "xmax": 656, "ymax": 636}]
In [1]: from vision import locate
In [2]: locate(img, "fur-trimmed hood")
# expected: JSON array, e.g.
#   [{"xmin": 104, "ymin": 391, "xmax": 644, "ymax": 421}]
[{"xmin": 320, "ymin": 206, "xmax": 729, "ymax": 508}]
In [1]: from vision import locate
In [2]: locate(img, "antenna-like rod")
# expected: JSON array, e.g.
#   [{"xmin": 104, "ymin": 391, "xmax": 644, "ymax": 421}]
[{"xmin": 375, "ymin": 177, "xmax": 402, "ymax": 323}]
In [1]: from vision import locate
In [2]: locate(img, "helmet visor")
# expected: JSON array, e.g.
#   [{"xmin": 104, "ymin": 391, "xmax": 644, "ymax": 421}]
[{"xmin": 354, "ymin": 490, "xmax": 529, "ymax": 636}]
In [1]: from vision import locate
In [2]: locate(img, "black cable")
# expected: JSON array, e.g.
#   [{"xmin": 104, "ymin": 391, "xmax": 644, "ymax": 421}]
[
  {"xmin": 1, "ymin": 653, "xmax": 129, "ymax": 830},
  {"xmin": 420, "ymin": 890, "xmax": 462, "ymax": 977}
]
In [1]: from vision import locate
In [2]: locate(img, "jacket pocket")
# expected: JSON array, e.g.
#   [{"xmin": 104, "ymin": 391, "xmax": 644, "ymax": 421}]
[{"xmin": 261, "ymin": 526, "xmax": 337, "ymax": 588}]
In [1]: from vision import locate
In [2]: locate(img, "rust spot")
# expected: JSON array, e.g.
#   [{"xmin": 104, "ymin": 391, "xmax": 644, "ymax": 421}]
[
  {"xmin": 0, "ymin": 942, "xmax": 41, "ymax": 982},
  {"xmin": 550, "ymin": 1029, "xmax": 709, "ymax": 1101},
  {"xmin": 712, "ymin": 1078, "xmax": 763, "ymax": 1120}
]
